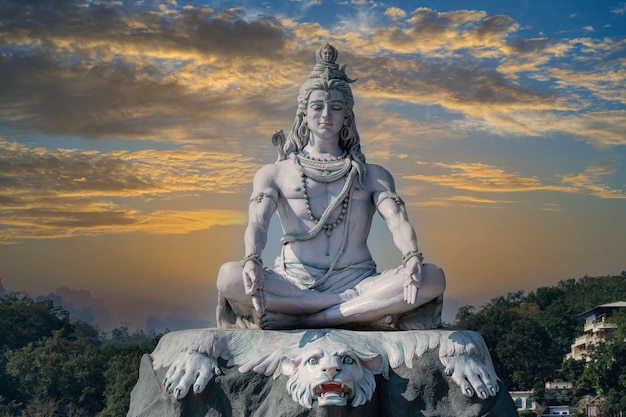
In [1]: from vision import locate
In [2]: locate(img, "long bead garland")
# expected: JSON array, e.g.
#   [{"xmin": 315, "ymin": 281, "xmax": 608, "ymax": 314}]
[
  {"xmin": 296, "ymin": 152, "xmax": 351, "ymax": 254},
  {"xmin": 300, "ymin": 171, "xmax": 349, "ymax": 237}
]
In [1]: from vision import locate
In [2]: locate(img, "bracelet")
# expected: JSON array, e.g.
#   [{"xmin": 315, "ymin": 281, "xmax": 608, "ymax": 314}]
[
  {"xmin": 402, "ymin": 250, "xmax": 423, "ymax": 267},
  {"xmin": 241, "ymin": 254, "xmax": 263, "ymax": 268}
]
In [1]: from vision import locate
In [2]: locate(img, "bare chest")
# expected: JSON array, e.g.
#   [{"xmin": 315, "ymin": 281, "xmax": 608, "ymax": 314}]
[{"xmin": 275, "ymin": 164, "xmax": 370, "ymax": 219}]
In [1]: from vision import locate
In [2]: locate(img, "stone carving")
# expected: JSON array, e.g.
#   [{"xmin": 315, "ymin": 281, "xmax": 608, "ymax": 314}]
[
  {"xmin": 154, "ymin": 329, "xmax": 500, "ymax": 410},
  {"xmin": 216, "ymin": 43, "xmax": 446, "ymax": 332},
  {"xmin": 127, "ymin": 44, "xmax": 518, "ymax": 416},
  {"xmin": 281, "ymin": 342, "xmax": 381, "ymax": 408}
]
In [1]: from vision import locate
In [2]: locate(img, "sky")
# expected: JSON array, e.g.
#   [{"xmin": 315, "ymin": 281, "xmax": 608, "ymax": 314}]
[{"xmin": 1, "ymin": 0, "xmax": 625, "ymax": 332}]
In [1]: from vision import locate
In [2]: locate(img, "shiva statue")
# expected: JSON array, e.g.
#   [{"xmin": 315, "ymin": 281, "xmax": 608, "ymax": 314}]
[{"xmin": 216, "ymin": 43, "xmax": 446, "ymax": 331}]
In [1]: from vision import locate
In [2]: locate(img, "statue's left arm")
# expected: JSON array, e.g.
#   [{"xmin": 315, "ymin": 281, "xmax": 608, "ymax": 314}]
[{"xmin": 371, "ymin": 165, "xmax": 423, "ymax": 304}]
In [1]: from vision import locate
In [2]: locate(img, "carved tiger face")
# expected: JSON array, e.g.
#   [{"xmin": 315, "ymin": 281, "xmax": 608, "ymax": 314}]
[{"xmin": 280, "ymin": 342, "xmax": 383, "ymax": 408}]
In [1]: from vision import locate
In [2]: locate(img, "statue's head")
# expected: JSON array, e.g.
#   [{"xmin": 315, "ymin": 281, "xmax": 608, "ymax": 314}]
[{"xmin": 278, "ymin": 44, "xmax": 366, "ymax": 176}]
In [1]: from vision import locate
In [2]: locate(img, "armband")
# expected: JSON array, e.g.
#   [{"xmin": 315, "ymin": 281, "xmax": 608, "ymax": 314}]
[
  {"xmin": 249, "ymin": 192, "xmax": 277, "ymax": 206},
  {"xmin": 377, "ymin": 191, "xmax": 404, "ymax": 208},
  {"xmin": 402, "ymin": 250, "xmax": 423, "ymax": 267}
]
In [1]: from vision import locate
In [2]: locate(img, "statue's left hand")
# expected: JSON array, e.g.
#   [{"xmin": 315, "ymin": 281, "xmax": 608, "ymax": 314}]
[
  {"xmin": 163, "ymin": 351, "xmax": 222, "ymax": 400},
  {"xmin": 403, "ymin": 257, "xmax": 423, "ymax": 304},
  {"xmin": 243, "ymin": 262, "xmax": 266, "ymax": 314}
]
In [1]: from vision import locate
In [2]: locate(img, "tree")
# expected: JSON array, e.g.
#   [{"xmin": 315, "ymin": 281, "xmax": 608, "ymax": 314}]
[
  {"xmin": 583, "ymin": 311, "xmax": 626, "ymax": 415},
  {"xmin": 99, "ymin": 345, "xmax": 147, "ymax": 417},
  {"xmin": 495, "ymin": 316, "xmax": 553, "ymax": 390},
  {"xmin": 455, "ymin": 291, "xmax": 555, "ymax": 390},
  {"xmin": 99, "ymin": 328, "xmax": 161, "ymax": 416},
  {"xmin": 455, "ymin": 272, "xmax": 626, "ymax": 395},
  {"xmin": 0, "ymin": 292, "xmax": 74, "ymax": 413},
  {"xmin": 5, "ymin": 330, "xmax": 105, "ymax": 415},
  {"xmin": 0, "ymin": 292, "xmax": 72, "ymax": 353}
]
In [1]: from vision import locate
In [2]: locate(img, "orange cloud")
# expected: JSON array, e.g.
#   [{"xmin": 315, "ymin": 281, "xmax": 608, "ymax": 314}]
[
  {"xmin": 406, "ymin": 161, "xmax": 626, "ymax": 198},
  {"xmin": 0, "ymin": 140, "xmax": 252, "ymax": 243}
]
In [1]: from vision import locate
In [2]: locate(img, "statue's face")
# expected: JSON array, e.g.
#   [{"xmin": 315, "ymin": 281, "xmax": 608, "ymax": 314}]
[
  {"xmin": 305, "ymin": 89, "xmax": 346, "ymax": 141},
  {"xmin": 321, "ymin": 46, "xmax": 335, "ymax": 62}
]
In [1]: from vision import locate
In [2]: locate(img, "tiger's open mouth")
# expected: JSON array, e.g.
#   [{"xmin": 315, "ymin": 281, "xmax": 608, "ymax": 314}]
[{"xmin": 313, "ymin": 382, "xmax": 352, "ymax": 406}]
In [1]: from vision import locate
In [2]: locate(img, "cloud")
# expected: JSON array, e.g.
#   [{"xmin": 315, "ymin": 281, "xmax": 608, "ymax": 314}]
[
  {"xmin": 0, "ymin": 0, "xmax": 297, "ymax": 142},
  {"xmin": 38, "ymin": 286, "xmax": 116, "ymax": 331},
  {"xmin": 406, "ymin": 161, "xmax": 626, "ymax": 198},
  {"xmin": 0, "ymin": 1, "xmax": 623, "ymax": 148},
  {"xmin": 611, "ymin": 3, "xmax": 626, "ymax": 15},
  {"xmin": 410, "ymin": 194, "xmax": 517, "ymax": 209},
  {"xmin": 365, "ymin": 8, "xmax": 517, "ymax": 56},
  {"xmin": 146, "ymin": 304, "xmax": 213, "ymax": 333},
  {"xmin": 407, "ymin": 161, "xmax": 560, "ymax": 192},
  {"xmin": 32, "ymin": 285, "xmax": 213, "ymax": 332},
  {"xmin": 384, "ymin": 7, "xmax": 406, "ymax": 21},
  {"xmin": 0, "ymin": 1, "xmax": 624, "ymax": 247},
  {"xmin": 550, "ymin": 64, "xmax": 626, "ymax": 106},
  {"xmin": 561, "ymin": 162, "xmax": 626, "ymax": 199},
  {"xmin": 0, "ymin": 140, "xmax": 251, "ymax": 243}
]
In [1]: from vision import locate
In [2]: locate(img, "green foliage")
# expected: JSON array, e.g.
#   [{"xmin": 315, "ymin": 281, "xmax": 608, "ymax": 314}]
[
  {"xmin": 5, "ymin": 330, "xmax": 105, "ymax": 415},
  {"xmin": 0, "ymin": 292, "xmax": 72, "ymax": 354},
  {"xmin": 582, "ymin": 311, "xmax": 626, "ymax": 415},
  {"xmin": 0, "ymin": 292, "xmax": 74, "ymax": 412},
  {"xmin": 1, "ymin": 272, "xmax": 624, "ymax": 415},
  {"xmin": 455, "ymin": 291, "xmax": 554, "ymax": 390},
  {"xmin": 99, "ymin": 328, "xmax": 160, "ymax": 416},
  {"xmin": 0, "ymin": 292, "xmax": 160, "ymax": 416},
  {"xmin": 560, "ymin": 358, "xmax": 593, "ymax": 396},
  {"xmin": 526, "ymin": 272, "xmax": 626, "ymax": 361},
  {"xmin": 99, "ymin": 345, "xmax": 149, "ymax": 417},
  {"xmin": 455, "ymin": 271, "xmax": 626, "ymax": 395}
]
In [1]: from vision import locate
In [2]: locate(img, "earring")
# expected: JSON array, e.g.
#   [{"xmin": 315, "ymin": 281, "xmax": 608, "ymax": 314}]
[
  {"xmin": 340, "ymin": 125, "xmax": 350, "ymax": 141},
  {"xmin": 299, "ymin": 123, "xmax": 309, "ymax": 138}
]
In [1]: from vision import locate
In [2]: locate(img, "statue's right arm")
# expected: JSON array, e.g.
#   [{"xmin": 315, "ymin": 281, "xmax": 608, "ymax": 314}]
[{"xmin": 242, "ymin": 164, "xmax": 279, "ymax": 313}]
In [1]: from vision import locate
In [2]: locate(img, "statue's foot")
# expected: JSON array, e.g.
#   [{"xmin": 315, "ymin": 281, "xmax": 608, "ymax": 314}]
[
  {"xmin": 216, "ymin": 297, "xmax": 236, "ymax": 328},
  {"xmin": 349, "ymin": 314, "xmax": 398, "ymax": 331},
  {"xmin": 368, "ymin": 314, "xmax": 398, "ymax": 330},
  {"xmin": 396, "ymin": 295, "xmax": 443, "ymax": 330},
  {"xmin": 339, "ymin": 288, "xmax": 358, "ymax": 302},
  {"xmin": 259, "ymin": 311, "xmax": 304, "ymax": 330}
]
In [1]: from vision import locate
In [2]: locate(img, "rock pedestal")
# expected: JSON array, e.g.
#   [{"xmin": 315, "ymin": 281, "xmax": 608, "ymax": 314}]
[{"xmin": 127, "ymin": 328, "xmax": 518, "ymax": 417}]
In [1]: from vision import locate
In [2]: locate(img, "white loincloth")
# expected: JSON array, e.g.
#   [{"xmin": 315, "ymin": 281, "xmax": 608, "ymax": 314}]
[{"xmin": 272, "ymin": 258, "xmax": 378, "ymax": 293}]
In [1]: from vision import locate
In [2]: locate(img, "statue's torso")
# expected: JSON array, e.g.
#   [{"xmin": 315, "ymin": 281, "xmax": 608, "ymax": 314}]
[{"xmin": 272, "ymin": 159, "xmax": 376, "ymax": 269}]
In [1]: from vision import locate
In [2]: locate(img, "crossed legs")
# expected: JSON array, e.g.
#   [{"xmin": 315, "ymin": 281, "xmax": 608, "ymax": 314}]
[{"xmin": 216, "ymin": 261, "xmax": 445, "ymax": 330}]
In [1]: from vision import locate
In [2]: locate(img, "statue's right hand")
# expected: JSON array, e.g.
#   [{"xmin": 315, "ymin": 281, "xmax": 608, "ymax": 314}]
[{"xmin": 242, "ymin": 263, "xmax": 266, "ymax": 314}]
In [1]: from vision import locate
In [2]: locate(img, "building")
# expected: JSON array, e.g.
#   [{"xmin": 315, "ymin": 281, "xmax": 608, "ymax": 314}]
[
  {"xmin": 543, "ymin": 380, "xmax": 573, "ymax": 406},
  {"xmin": 545, "ymin": 381, "xmax": 573, "ymax": 390},
  {"xmin": 510, "ymin": 390, "xmax": 538, "ymax": 412},
  {"xmin": 540, "ymin": 405, "xmax": 572, "ymax": 416},
  {"xmin": 568, "ymin": 301, "xmax": 626, "ymax": 361}
]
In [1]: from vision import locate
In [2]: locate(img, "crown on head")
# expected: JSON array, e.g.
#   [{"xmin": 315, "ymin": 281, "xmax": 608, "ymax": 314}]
[{"xmin": 308, "ymin": 43, "xmax": 356, "ymax": 83}]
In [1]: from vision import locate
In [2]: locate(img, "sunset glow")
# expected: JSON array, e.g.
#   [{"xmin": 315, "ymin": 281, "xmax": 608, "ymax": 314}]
[{"xmin": 1, "ymin": 0, "xmax": 625, "ymax": 331}]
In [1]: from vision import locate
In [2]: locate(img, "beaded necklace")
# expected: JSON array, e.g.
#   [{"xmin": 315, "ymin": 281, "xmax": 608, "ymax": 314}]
[
  {"xmin": 295, "ymin": 152, "xmax": 351, "ymax": 255},
  {"xmin": 295, "ymin": 151, "xmax": 350, "ymax": 182}
]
